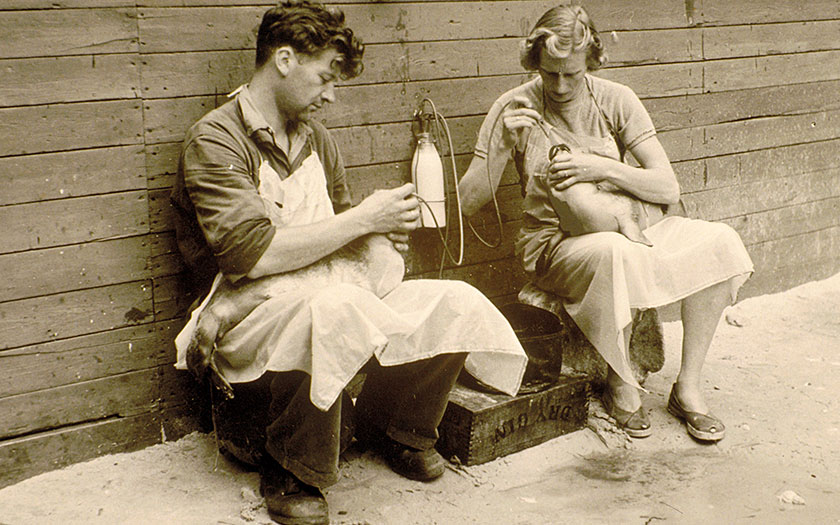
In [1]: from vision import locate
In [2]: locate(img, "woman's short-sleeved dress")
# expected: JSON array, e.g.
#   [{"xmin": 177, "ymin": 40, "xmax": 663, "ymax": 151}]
[{"xmin": 474, "ymin": 75, "xmax": 754, "ymax": 388}]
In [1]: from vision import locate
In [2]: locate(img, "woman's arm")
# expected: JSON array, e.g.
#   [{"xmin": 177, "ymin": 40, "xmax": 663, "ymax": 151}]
[
  {"xmin": 458, "ymin": 146, "xmax": 513, "ymax": 218},
  {"xmin": 458, "ymin": 95, "xmax": 542, "ymax": 217},
  {"xmin": 548, "ymin": 135, "xmax": 681, "ymax": 205}
]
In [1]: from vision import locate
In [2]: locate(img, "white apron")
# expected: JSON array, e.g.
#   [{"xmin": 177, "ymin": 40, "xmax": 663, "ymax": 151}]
[{"xmin": 177, "ymin": 151, "xmax": 527, "ymax": 410}]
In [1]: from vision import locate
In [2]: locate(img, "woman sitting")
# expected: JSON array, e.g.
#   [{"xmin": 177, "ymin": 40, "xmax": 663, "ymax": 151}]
[{"xmin": 459, "ymin": 4, "xmax": 754, "ymax": 440}]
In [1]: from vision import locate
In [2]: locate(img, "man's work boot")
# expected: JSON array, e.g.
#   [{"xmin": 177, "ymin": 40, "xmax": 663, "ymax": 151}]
[
  {"xmin": 356, "ymin": 426, "xmax": 445, "ymax": 482},
  {"xmin": 381, "ymin": 439, "xmax": 446, "ymax": 482},
  {"xmin": 259, "ymin": 461, "xmax": 329, "ymax": 525}
]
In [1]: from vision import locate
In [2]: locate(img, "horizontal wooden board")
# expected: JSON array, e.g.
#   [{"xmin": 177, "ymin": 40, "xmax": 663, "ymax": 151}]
[
  {"xmin": 0, "ymin": 8, "xmax": 138, "ymax": 59},
  {"xmin": 138, "ymin": 29, "xmax": 699, "ymax": 98},
  {"xmin": 0, "ymin": 281, "xmax": 154, "ymax": 351},
  {"xmin": 140, "ymin": 49, "xmax": 254, "ymax": 99},
  {"xmin": 0, "ymin": 367, "xmax": 159, "ymax": 440},
  {"xmin": 137, "ymin": 6, "xmax": 264, "ymax": 53},
  {"xmin": 327, "ymin": 63, "xmax": 700, "ymax": 126},
  {"xmin": 0, "ymin": 100, "xmax": 143, "ymax": 157},
  {"xmin": 148, "ymin": 188, "xmax": 174, "ymax": 233},
  {"xmin": 0, "ymin": 320, "xmax": 180, "ymax": 397},
  {"xmin": 671, "ymin": 159, "xmax": 706, "ymax": 194},
  {"xmin": 606, "ymin": 28, "xmax": 703, "ymax": 66},
  {"xmin": 703, "ymin": 20, "xmax": 840, "ymax": 60},
  {"xmin": 0, "ymin": 236, "xmax": 151, "ymax": 302},
  {"xmin": 155, "ymin": 312, "xmax": 187, "ymax": 364},
  {"xmin": 746, "ymin": 224, "xmax": 839, "ymax": 270},
  {"xmin": 137, "ymin": 0, "xmax": 609, "ymax": 5},
  {"xmin": 0, "ymin": 413, "xmax": 161, "ymax": 490},
  {"xmin": 646, "ymin": 79, "xmax": 840, "ymax": 132},
  {"xmin": 596, "ymin": 62, "xmax": 703, "ymax": 98},
  {"xmin": 339, "ymin": 106, "xmax": 840, "ymax": 167},
  {"xmin": 149, "ymin": 232, "xmax": 186, "ymax": 278},
  {"xmin": 0, "ymin": 191, "xmax": 149, "ymax": 254},
  {"xmin": 333, "ymin": 116, "xmax": 474, "ymax": 167},
  {"xmin": 701, "ymin": 139, "xmax": 840, "ymax": 190},
  {"xmin": 740, "ymin": 253, "xmax": 840, "ymax": 300},
  {"xmin": 317, "ymin": 74, "xmax": 531, "ymax": 131},
  {"xmin": 142, "ymin": 95, "xmax": 220, "ymax": 144},
  {"xmin": 2, "ymin": 1, "xmax": 134, "ymax": 8},
  {"xmin": 700, "ymin": 0, "xmax": 840, "ymax": 26},
  {"xmin": 147, "ymin": 104, "xmax": 840, "ymax": 171},
  {"xmin": 741, "ymin": 226, "xmax": 840, "ymax": 298},
  {"xmin": 0, "ymin": 54, "xmax": 140, "ymax": 108},
  {"xmin": 137, "ymin": 3, "xmax": 552, "ymax": 52},
  {"xmin": 723, "ymin": 197, "xmax": 840, "ymax": 247},
  {"xmin": 139, "ymin": 46, "xmax": 524, "ymax": 97},
  {"xmin": 138, "ymin": 1, "xmax": 694, "ymax": 54},
  {"xmin": 153, "ymin": 274, "xmax": 194, "ymax": 321},
  {"xmin": 684, "ymin": 169, "xmax": 840, "ymax": 222},
  {"xmin": 142, "ymin": 65, "xmax": 704, "ymax": 141},
  {"xmin": 157, "ymin": 364, "xmax": 203, "ymax": 410},
  {"xmin": 140, "ymin": 83, "xmax": 499, "ymax": 145},
  {"xmin": 145, "ymin": 142, "xmax": 181, "ymax": 189},
  {"xmin": 0, "ymin": 145, "xmax": 145, "ymax": 206},
  {"xmin": 658, "ymin": 108, "xmax": 840, "ymax": 163},
  {"xmin": 704, "ymin": 50, "xmax": 840, "ymax": 93},
  {"xmin": 143, "ymin": 76, "xmax": 840, "ymax": 165},
  {"xmin": 674, "ymin": 139, "xmax": 840, "ymax": 194}
]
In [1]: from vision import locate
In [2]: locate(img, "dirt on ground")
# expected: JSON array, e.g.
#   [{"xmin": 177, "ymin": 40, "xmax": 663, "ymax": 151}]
[{"xmin": 1, "ymin": 273, "xmax": 839, "ymax": 525}]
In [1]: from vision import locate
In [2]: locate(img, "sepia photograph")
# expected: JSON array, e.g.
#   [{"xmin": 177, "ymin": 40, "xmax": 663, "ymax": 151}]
[{"xmin": 1, "ymin": 1, "xmax": 838, "ymax": 523}]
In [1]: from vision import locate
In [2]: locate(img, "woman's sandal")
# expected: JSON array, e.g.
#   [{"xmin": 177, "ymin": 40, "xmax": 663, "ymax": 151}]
[
  {"xmin": 602, "ymin": 391, "xmax": 652, "ymax": 438},
  {"xmin": 667, "ymin": 384, "xmax": 726, "ymax": 442}
]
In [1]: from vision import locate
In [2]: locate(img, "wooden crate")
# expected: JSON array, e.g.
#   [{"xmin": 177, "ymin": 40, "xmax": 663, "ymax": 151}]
[{"xmin": 436, "ymin": 375, "xmax": 591, "ymax": 466}]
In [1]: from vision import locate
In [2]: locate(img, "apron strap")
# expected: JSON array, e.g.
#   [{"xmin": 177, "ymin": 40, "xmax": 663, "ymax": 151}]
[{"xmin": 585, "ymin": 76, "xmax": 627, "ymax": 163}]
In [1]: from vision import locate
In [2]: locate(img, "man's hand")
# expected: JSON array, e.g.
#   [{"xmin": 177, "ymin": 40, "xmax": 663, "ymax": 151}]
[
  {"xmin": 386, "ymin": 231, "xmax": 411, "ymax": 253},
  {"xmin": 355, "ymin": 183, "xmax": 421, "ymax": 234}
]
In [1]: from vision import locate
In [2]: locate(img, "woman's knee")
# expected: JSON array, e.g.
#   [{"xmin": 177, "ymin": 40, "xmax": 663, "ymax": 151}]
[{"xmin": 710, "ymin": 221, "xmax": 746, "ymax": 249}]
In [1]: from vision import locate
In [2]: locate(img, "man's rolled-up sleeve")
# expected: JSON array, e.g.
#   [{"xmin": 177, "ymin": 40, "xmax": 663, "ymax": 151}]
[{"xmin": 182, "ymin": 133, "xmax": 275, "ymax": 280}]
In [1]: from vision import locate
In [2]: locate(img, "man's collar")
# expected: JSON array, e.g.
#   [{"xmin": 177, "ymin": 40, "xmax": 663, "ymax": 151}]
[{"xmin": 235, "ymin": 85, "xmax": 312, "ymax": 151}]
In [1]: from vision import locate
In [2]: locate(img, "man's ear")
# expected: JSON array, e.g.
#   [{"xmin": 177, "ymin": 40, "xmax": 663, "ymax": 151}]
[{"xmin": 273, "ymin": 46, "xmax": 296, "ymax": 76}]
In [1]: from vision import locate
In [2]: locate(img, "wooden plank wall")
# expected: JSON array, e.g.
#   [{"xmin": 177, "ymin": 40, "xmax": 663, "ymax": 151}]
[{"xmin": 1, "ymin": 0, "xmax": 838, "ymax": 487}]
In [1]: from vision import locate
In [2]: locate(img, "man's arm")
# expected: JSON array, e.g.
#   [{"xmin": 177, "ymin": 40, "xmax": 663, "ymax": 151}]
[{"xmin": 246, "ymin": 183, "xmax": 420, "ymax": 279}]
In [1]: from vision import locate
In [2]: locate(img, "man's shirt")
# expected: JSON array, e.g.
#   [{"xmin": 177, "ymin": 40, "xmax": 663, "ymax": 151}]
[{"xmin": 170, "ymin": 87, "xmax": 352, "ymax": 295}]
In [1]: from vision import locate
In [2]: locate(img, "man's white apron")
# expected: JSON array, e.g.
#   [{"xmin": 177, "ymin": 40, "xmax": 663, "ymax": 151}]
[{"xmin": 176, "ymin": 151, "xmax": 527, "ymax": 410}]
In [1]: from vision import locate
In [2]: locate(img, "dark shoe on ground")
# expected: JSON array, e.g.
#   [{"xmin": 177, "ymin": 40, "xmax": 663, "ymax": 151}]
[
  {"xmin": 259, "ymin": 461, "xmax": 329, "ymax": 525},
  {"xmin": 356, "ymin": 427, "xmax": 445, "ymax": 481},
  {"xmin": 602, "ymin": 391, "xmax": 652, "ymax": 438},
  {"xmin": 667, "ymin": 384, "xmax": 726, "ymax": 442},
  {"xmin": 381, "ymin": 439, "xmax": 446, "ymax": 482}
]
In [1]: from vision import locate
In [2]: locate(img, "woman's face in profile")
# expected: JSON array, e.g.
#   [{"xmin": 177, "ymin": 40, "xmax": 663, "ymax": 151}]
[{"xmin": 538, "ymin": 48, "xmax": 587, "ymax": 104}]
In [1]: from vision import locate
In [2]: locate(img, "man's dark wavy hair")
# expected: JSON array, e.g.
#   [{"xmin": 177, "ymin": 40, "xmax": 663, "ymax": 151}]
[{"xmin": 256, "ymin": 1, "xmax": 364, "ymax": 80}]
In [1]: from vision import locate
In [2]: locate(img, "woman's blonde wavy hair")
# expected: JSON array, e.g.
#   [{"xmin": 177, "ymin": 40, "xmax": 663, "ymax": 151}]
[{"xmin": 520, "ymin": 5, "xmax": 606, "ymax": 71}]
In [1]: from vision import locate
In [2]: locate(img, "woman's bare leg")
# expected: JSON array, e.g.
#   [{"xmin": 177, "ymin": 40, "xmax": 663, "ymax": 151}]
[{"xmin": 674, "ymin": 279, "xmax": 732, "ymax": 412}]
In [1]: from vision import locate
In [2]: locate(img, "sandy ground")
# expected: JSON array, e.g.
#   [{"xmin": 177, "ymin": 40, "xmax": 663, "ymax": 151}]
[{"xmin": 1, "ymin": 273, "xmax": 839, "ymax": 525}]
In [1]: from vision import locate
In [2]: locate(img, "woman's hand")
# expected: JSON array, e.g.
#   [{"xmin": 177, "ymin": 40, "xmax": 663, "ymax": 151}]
[
  {"xmin": 547, "ymin": 151, "xmax": 613, "ymax": 191},
  {"xmin": 498, "ymin": 96, "xmax": 543, "ymax": 150}
]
